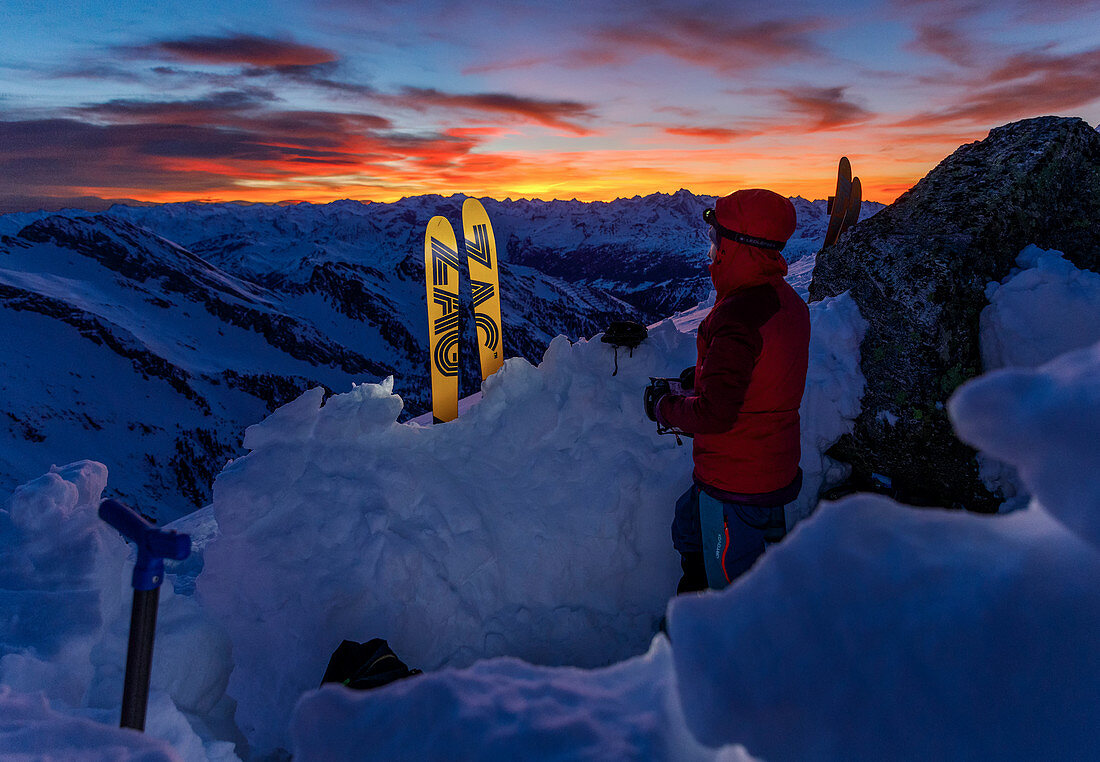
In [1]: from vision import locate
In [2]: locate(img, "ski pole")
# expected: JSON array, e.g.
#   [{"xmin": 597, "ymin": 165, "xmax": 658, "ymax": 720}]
[{"xmin": 98, "ymin": 499, "xmax": 191, "ymax": 731}]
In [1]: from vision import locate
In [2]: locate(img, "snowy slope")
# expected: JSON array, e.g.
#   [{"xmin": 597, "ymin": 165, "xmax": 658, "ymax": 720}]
[
  {"xmin": 0, "ymin": 215, "xmax": 385, "ymax": 521},
  {"xmin": 0, "ymin": 208, "xmax": 641, "ymax": 519}
]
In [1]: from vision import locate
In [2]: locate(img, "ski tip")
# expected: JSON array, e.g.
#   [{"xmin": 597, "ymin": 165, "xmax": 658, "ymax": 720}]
[
  {"xmin": 425, "ymin": 215, "xmax": 457, "ymax": 243},
  {"xmin": 462, "ymin": 197, "xmax": 486, "ymax": 215}
]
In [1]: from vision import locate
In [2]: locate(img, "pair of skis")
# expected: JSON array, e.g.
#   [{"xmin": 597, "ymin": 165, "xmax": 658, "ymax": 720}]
[
  {"xmin": 423, "ymin": 198, "xmax": 504, "ymax": 423},
  {"xmin": 822, "ymin": 157, "xmax": 863, "ymax": 248}
]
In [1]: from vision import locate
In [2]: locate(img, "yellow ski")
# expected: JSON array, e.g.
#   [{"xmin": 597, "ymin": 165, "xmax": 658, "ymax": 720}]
[
  {"xmin": 461, "ymin": 198, "xmax": 504, "ymax": 381},
  {"xmin": 424, "ymin": 216, "xmax": 461, "ymax": 423}
]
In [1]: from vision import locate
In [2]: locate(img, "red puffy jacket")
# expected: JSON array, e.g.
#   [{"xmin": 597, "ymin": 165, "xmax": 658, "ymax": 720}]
[{"xmin": 659, "ymin": 189, "xmax": 810, "ymax": 494}]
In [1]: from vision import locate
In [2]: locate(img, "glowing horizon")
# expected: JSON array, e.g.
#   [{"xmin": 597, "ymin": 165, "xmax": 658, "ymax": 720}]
[{"xmin": 2, "ymin": 0, "xmax": 1098, "ymax": 212}]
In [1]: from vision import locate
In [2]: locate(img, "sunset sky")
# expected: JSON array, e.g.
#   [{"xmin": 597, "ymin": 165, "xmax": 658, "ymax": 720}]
[{"xmin": 1, "ymin": 0, "xmax": 1099, "ymax": 210}]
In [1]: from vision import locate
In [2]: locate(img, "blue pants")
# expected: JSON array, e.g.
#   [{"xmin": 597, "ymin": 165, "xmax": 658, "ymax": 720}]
[{"xmin": 671, "ymin": 483, "xmax": 788, "ymax": 590}]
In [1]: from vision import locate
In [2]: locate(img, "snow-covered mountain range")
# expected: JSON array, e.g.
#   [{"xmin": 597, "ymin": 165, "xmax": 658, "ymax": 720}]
[{"xmin": 0, "ymin": 192, "xmax": 882, "ymax": 519}]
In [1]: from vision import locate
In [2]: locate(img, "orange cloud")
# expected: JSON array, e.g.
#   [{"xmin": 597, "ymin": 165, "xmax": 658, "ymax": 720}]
[
  {"xmin": 664, "ymin": 126, "xmax": 761, "ymax": 142},
  {"xmin": 0, "ymin": 84, "xmax": 1006, "ymax": 212},
  {"xmin": 0, "ymin": 110, "xmax": 944, "ymax": 210}
]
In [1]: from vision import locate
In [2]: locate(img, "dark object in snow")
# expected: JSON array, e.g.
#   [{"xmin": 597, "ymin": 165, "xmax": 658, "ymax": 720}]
[
  {"xmin": 601, "ymin": 320, "xmax": 648, "ymax": 375},
  {"xmin": 320, "ymin": 639, "xmax": 422, "ymax": 691},
  {"xmin": 98, "ymin": 499, "xmax": 192, "ymax": 731},
  {"xmin": 809, "ymin": 116, "xmax": 1100, "ymax": 513}
]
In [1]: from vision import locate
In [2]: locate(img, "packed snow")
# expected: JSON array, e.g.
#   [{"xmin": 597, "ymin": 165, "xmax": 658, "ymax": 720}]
[
  {"xmin": 1, "ymin": 246, "xmax": 1098, "ymax": 760},
  {"xmin": 980, "ymin": 245, "xmax": 1100, "ymax": 371},
  {"xmin": 0, "ymin": 463, "xmax": 237, "ymax": 761},
  {"xmin": 291, "ymin": 639, "xmax": 758, "ymax": 762},
  {"xmin": 0, "ymin": 686, "xmax": 179, "ymax": 761},
  {"xmin": 974, "ymin": 245, "xmax": 1100, "ymax": 510}
]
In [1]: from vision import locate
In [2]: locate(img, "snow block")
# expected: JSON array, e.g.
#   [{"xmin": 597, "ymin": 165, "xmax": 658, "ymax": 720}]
[
  {"xmin": 290, "ymin": 638, "xmax": 755, "ymax": 762},
  {"xmin": 950, "ymin": 339, "xmax": 1100, "ymax": 549},
  {"xmin": 0, "ymin": 686, "xmax": 180, "ymax": 761},
  {"xmin": 669, "ymin": 494, "xmax": 1100, "ymax": 761},
  {"xmin": 199, "ymin": 331, "xmax": 698, "ymax": 753}
]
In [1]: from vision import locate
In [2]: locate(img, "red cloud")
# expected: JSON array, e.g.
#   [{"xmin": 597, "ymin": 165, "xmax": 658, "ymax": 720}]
[
  {"xmin": 391, "ymin": 88, "xmax": 598, "ymax": 135},
  {"xmin": 899, "ymin": 46, "xmax": 1100, "ymax": 126},
  {"xmin": 894, "ymin": 0, "xmax": 1098, "ymax": 24},
  {"xmin": 776, "ymin": 87, "xmax": 874, "ymax": 131},
  {"xmin": 0, "ymin": 112, "xmax": 479, "ymax": 203},
  {"xmin": 595, "ymin": 14, "xmax": 827, "ymax": 71},
  {"xmin": 78, "ymin": 91, "xmax": 278, "ymax": 123},
  {"xmin": 908, "ymin": 23, "xmax": 983, "ymax": 67},
  {"xmin": 140, "ymin": 34, "xmax": 337, "ymax": 68},
  {"xmin": 77, "ymin": 94, "xmax": 393, "ymax": 138}
]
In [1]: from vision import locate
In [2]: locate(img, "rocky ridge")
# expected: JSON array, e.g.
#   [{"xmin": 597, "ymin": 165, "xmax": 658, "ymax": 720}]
[{"xmin": 809, "ymin": 115, "xmax": 1100, "ymax": 510}]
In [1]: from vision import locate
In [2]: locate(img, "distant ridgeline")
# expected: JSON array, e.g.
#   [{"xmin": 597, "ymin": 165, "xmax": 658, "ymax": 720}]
[{"xmin": 0, "ymin": 189, "xmax": 872, "ymax": 519}]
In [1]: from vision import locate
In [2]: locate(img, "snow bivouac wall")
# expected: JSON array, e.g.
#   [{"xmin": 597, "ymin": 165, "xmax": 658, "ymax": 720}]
[
  {"xmin": 288, "ymin": 263, "xmax": 1100, "ymax": 761},
  {"xmin": 196, "ymin": 293, "xmax": 868, "ymax": 754}
]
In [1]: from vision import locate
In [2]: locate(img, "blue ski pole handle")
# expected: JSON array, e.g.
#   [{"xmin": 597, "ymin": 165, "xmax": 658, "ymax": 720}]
[{"xmin": 98, "ymin": 499, "xmax": 191, "ymax": 591}]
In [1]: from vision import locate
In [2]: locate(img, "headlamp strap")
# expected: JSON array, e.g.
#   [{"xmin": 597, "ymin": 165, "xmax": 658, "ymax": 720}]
[{"xmin": 704, "ymin": 208, "xmax": 786, "ymax": 251}]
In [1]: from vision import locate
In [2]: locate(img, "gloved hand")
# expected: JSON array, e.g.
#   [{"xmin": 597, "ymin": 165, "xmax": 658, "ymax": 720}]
[
  {"xmin": 679, "ymin": 366, "xmax": 695, "ymax": 390},
  {"xmin": 643, "ymin": 378, "xmax": 671, "ymax": 422}
]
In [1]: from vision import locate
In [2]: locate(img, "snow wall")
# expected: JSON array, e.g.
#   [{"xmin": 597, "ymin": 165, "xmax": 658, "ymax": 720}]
[{"xmin": 198, "ymin": 293, "xmax": 867, "ymax": 753}]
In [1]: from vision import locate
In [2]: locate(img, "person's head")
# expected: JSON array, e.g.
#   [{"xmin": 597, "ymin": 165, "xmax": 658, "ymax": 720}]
[{"xmin": 703, "ymin": 189, "xmax": 797, "ymax": 294}]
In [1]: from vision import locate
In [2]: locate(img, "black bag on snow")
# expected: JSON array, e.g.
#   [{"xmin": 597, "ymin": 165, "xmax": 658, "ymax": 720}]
[
  {"xmin": 320, "ymin": 638, "xmax": 421, "ymax": 691},
  {"xmin": 601, "ymin": 320, "xmax": 648, "ymax": 350},
  {"xmin": 601, "ymin": 320, "xmax": 648, "ymax": 375}
]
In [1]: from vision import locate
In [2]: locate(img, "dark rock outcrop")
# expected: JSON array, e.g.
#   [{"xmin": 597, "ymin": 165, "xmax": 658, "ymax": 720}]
[{"xmin": 808, "ymin": 116, "xmax": 1100, "ymax": 511}]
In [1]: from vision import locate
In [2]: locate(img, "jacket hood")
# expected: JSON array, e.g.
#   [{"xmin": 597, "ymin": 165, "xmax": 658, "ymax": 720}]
[{"xmin": 709, "ymin": 189, "xmax": 797, "ymax": 298}]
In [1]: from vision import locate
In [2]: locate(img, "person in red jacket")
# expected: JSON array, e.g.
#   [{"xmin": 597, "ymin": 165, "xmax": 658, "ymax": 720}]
[{"xmin": 646, "ymin": 188, "xmax": 810, "ymax": 592}]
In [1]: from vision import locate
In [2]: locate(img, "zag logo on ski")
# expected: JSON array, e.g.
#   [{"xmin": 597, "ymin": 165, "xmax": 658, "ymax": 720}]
[
  {"xmin": 424, "ymin": 216, "xmax": 461, "ymax": 423},
  {"xmin": 422, "ymin": 198, "xmax": 506, "ymax": 424},
  {"xmin": 462, "ymin": 198, "xmax": 504, "ymax": 380}
]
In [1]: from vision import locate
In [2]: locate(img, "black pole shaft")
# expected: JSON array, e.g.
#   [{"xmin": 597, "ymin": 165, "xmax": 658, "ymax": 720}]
[{"xmin": 120, "ymin": 587, "xmax": 160, "ymax": 731}]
